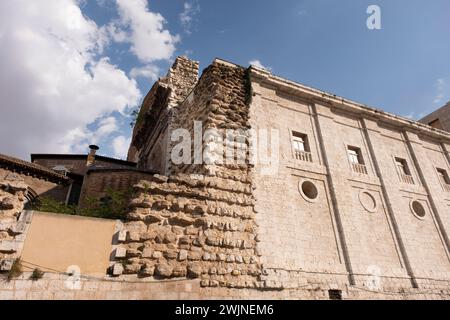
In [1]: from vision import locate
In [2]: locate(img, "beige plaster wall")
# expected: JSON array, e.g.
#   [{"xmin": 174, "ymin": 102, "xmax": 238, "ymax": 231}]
[{"xmin": 20, "ymin": 212, "xmax": 116, "ymax": 276}]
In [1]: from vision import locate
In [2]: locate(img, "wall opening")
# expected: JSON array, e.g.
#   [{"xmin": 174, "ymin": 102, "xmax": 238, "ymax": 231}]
[
  {"xmin": 411, "ymin": 200, "xmax": 426, "ymax": 219},
  {"xmin": 328, "ymin": 289, "xmax": 343, "ymax": 300},
  {"xmin": 300, "ymin": 180, "xmax": 318, "ymax": 202}
]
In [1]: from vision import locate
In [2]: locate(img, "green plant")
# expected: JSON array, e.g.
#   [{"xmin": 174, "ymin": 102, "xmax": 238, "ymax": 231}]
[
  {"xmin": 130, "ymin": 107, "xmax": 143, "ymax": 128},
  {"xmin": 33, "ymin": 188, "xmax": 132, "ymax": 220},
  {"xmin": 7, "ymin": 258, "xmax": 23, "ymax": 281},
  {"xmin": 29, "ymin": 268, "xmax": 44, "ymax": 281},
  {"xmin": 32, "ymin": 197, "xmax": 77, "ymax": 215}
]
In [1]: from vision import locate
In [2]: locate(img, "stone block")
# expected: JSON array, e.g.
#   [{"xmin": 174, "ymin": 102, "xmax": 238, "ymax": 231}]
[
  {"xmin": 0, "ymin": 240, "xmax": 18, "ymax": 253},
  {"xmin": 114, "ymin": 247, "xmax": 127, "ymax": 259},
  {"xmin": 111, "ymin": 263, "xmax": 124, "ymax": 276}
]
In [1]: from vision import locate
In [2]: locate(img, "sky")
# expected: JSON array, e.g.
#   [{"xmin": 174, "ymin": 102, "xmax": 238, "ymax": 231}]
[{"xmin": 0, "ymin": 0, "xmax": 449, "ymax": 160}]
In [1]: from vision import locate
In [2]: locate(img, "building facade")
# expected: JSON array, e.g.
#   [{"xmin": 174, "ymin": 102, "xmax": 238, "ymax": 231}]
[
  {"xmin": 104, "ymin": 57, "xmax": 450, "ymax": 299},
  {"xmin": 1, "ymin": 56, "xmax": 449, "ymax": 300}
]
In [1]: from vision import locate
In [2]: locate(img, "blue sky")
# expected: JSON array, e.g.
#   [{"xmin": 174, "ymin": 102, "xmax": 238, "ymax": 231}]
[{"xmin": 1, "ymin": 0, "xmax": 449, "ymax": 160}]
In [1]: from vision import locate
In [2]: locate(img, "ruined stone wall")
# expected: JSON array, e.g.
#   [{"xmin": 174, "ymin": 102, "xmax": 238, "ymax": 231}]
[
  {"xmin": 111, "ymin": 173, "xmax": 261, "ymax": 289},
  {"xmin": 112, "ymin": 61, "xmax": 263, "ymax": 290},
  {"xmin": 128, "ymin": 56, "xmax": 199, "ymax": 174},
  {"xmin": 168, "ymin": 59, "xmax": 251, "ymax": 178}
]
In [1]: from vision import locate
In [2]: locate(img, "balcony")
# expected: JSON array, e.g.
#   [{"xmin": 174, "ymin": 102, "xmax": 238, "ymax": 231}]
[
  {"xmin": 351, "ymin": 163, "xmax": 368, "ymax": 175},
  {"xmin": 400, "ymin": 174, "xmax": 414, "ymax": 185},
  {"xmin": 294, "ymin": 150, "xmax": 313, "ymax": 163}
]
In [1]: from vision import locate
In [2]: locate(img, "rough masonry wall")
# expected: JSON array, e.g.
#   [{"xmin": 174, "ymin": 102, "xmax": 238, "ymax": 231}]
[
  {"xmin": 168, "ymin": 60, "xmax": 251, "ymax": 178},
  {"xmin": 112, "ymin": 61, "xmax": 264, "ymax": 290},
  {"xmin": 0, "ymin": 175, "xmax": 31, "ymax": 271},
  {"xmin": 128, "ymin": 56, "xmax": 199, "ymax": 173},
  {"xmin": 112, "ymin": 174, "xmax": 261, "ymax": 289}
]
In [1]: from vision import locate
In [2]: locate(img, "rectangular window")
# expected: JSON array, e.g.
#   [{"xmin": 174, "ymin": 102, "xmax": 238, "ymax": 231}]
[
  {"xmin": 347, "ymin": 146, "xmax": 367, "ymax": 174},
  {"xmin": 395, "ymin": 157, "xmax": 414, "ymax": 184},
  {"xmin": 347, "ymin": 147, "xmax": 362, "ymax": 164},
  {"xmin": 292, "ymin": 132, "xmax": 312, "ymax": 162},
  {"xmin": 437, "ymin": 168, "xmax": 450, "ymax": 192}
]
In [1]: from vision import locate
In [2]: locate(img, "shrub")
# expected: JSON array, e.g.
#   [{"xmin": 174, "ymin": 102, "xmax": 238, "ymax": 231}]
[
  {"xmin": 7, "ymin": 258, "xmax": 23, "ymax": 281},
  {"xmin": 29, "ymin": 268, "xmax": 44, "ymax": 281},
  {"xmin": 32, "ymin": 188, "xmax": 132, "ymax": 220}
]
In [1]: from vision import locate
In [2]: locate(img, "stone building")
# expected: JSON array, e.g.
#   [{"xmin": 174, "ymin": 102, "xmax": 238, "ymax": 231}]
[
  {"xmin": 30, "ymin": 146, "xmax": 156, "ymax": 207},
  {"xmin": 1, "ymin": 56, "xmax": 449, "ymax": 300},
  {"xmin": 0, "ymin": 153, "xmax": 70, "ymax": 205},
  {"xmin": 420, "ymin": 101, "xmax": 450, "ymax": 132},
  {"xmin": 111, "ymin": 56, "xmax": 450, "ymax": 299}
]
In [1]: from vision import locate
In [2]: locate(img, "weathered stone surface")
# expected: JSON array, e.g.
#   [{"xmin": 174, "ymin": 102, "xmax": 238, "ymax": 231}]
[
  {"xmin": 187, "ymin": 264, "xmax": 202, "ymax": 278},
  {"xmin": 141, "ymin": 247, "xmax": 153, "ymax": 258},
  {"xmin": 0, "ymin": 197, "xmax": 15, "ymax": 210},
  {"xmin": 111, "ymin": 263, "xmax": 124, "ymax": 276},
  {"xmin": 114, "ymin": 247, "xmax": 127, "ymax": 259},
  {"xmin": 139, "ymin": 264, "xmax": 155, "ymax": 277},
  {"xmin": 178, "ymin": 250, "xmax": 188, "ymax": 261},
  {"xmin": 0, "ymin": 240, "xmax": 17, "ymax": 253},
  {"xmin": 155, "ymin": 263, "xmax": 173, "ymax": 277},
  {"xmin": 172, "ymin": 266, "xmax": 187, "ymax": 277}
]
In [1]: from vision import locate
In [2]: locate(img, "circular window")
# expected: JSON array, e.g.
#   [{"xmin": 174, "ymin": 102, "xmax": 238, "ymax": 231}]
[
  {"xmin": 359, "ymin": 191, "xmax": 377, "ymax": 213},
  {"xmin": 410, "ymin": 200, "xmax": 426, "ymax": 219},
  {"xmin": 299, "ymin": 180, "xmax": 319, "ymax": 202}
]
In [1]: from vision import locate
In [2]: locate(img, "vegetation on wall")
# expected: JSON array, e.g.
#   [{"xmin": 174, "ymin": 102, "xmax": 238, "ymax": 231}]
[
  {"xmin": 29, "ymin": 268, "xmax": 44, "ymax": 281},
  {"xmin": 7, "ymin": 258, "xmax": 23, "ymax": 281},
  {"xmin": 130, "ymin": 107, "xmax": 144, "ymax": 128},
  {"xmin": 32, "ymin": 188, "xmax": 132, "ymax": 220}
]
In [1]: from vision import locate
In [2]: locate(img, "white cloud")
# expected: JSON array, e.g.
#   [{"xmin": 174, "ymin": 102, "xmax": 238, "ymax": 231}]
[
  {"xmin": 0, "ymin": 0, "xmax": 149, "ymax": 159},
  {"xmin": 249, "ymin": 59, "xmax": 272, "ymax": 71},
  {"xmin": 130, "ymin": 64, "xmax": 160, "ymax": 81},
  {"xmin": 0, "ymin": 0, "xmax": 183, "ymax": 160},
  {"xmin": 433, "ymin": 78, "xmax": 446, "ymax": 104},
  {"xmin": 112, "ymin": 135, "xmax": 131, "ymax": 159},
  {"xmin": 180, "ymin": 1, "xmax": 200, "ymax": 34},
  {"xmin": 109, "ymin": 0, "xmax": 180, "ymax": 63}
]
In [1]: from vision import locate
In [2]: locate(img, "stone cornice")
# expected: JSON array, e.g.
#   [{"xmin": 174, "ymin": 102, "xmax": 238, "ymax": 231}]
[{"xmin": 249, "ymin": 67, "xmax": 450, "ymax": 143}]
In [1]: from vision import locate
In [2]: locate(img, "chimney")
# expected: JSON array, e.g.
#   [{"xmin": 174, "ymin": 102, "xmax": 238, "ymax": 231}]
[{"xmin": 87, "ymin": 145, "xmax": 99, "ymax": 167}]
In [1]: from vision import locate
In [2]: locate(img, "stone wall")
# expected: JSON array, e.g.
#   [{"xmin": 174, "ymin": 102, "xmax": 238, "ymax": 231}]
[
  {"xmin": 78, "ymin": 169, "xmax": 157, "ymax": 207},
  {"xmin": 0, "ymin": 176, "xmax": 31, "ymax": 271},
  {"xmin": 1, "ymin": 272, "xmax": 449, "ymax": 300},
  {"xmin": 111, "ymin": 173, "xmax": 261, "ymax": 289},
  {"xmin": 0, "ymin": 168, "xmax": 69, "ymax": 202},
  {"xmin": 128, "ymin": 56, "xmax": 199, "ymax": 173},
  {"xmin": 420, "ymin": 102, "xmax": 450, "ymax": 132},
  {"xmin": 110, "ymin": 58, "xmax": 450, "ymax": 299},
  {"xmin": 248, "ymin": 66, "xmax": 450, "ymax": 294}
]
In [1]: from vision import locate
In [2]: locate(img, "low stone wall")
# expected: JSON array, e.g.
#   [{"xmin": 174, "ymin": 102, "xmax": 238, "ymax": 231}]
[{"xmin": 1, "ymin": 272, "xmax": 449, "ymax": 300}]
